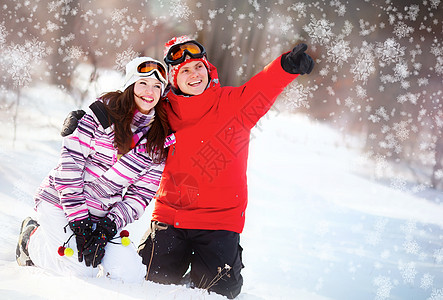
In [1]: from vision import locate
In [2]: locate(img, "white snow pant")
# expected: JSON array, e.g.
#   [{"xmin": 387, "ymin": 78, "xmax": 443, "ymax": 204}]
[{"xmin": 28, "ymin": 201, "xmax": 146, "ymax": 283}]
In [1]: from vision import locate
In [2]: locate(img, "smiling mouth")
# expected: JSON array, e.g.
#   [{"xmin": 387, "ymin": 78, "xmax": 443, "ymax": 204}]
[
  {"xmin": 140, "ymin": 96, "xmax": 154, "ymax": 103},
  {"xmin": 188, "ymin": 80, "xmax": 202, "ymax": 87}
]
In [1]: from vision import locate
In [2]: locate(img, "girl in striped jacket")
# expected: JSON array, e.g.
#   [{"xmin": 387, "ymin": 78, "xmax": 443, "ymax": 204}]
[{"xmin": 16, "ymin": 57, "xmax": 175, "ymax": 283}]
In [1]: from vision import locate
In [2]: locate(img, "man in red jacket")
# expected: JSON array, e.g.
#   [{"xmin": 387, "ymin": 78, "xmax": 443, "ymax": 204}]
[{"xmin": 138, "ymin": 36, "xmax": 314, "ymax": 298}]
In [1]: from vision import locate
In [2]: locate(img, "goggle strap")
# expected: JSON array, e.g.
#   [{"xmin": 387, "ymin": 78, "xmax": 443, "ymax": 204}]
[
  {"xmin": 166, "ymin": 41, "xmax": 206, "ymax": 66},
  {"xmin": 138, "ymin": 69, "xmax": 167, "ymax": 86},
  {"xmin": 137, "ymin": 61, "xmax": 167, "ymax": 78}
]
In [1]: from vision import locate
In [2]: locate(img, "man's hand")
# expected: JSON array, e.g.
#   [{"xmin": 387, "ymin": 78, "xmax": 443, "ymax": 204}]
[{"xmin": 281, "ymin": 43, "xmax": 314, "ymax": 75}]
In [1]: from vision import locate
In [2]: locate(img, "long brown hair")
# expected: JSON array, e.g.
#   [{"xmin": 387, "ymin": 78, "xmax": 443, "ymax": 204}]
[{"xmin": 99, "ymin": 86, "xmax": 170, "ymax": 163}]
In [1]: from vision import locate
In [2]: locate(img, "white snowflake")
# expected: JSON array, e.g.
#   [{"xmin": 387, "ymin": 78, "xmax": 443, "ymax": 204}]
[
  {"xmin": 400, "ymin": 80, "xmax": 410, "ymax": 90},
  {"xmin": 403, "ymin": 238, "xmax": 420, "ymax": 254},
  {"xmin": 393, "ymin": 121, "xmax": 410, "ymax": 141},
  {"xmin": 3, "ymin": 38, "xmax": 48, "ymax": 87},
  {"xmin": 401, "ymin": 221, "xmax": 418, "ymax": 236},
  {"xmin": 303, "ymin": 16, "xmax": 334, "ymax": 45},
  {"xmin": 111, "ymin": 8, "xmax": 127, "ymax": 24},
  {"xmin": 369, "ymin": 114, "xmax": 381, "ymax": 123},
  {"xmin": 64, "ymin": 46, "xmax": 83, "ymax": 61},
  {"xmin": 391, "ymin": 176, "xmax": 407, "ymax": 191},
  {"xmin": 195, "ymin": 19, "xmax": 203, "ymax": 31},
  {"xmin": 80, "ymin": 9, "xmax": 96, "ymax": 22},
  {"xmin": 430, "ymin": 46, "xmax": 443, "ymax": 56},
  {"xmin": 47, "ymin": 1, "xmax": 60, "ymax": 13},
  {"xmin": 279, "ymin": 16, "xmax": 293, "ymax": 35},
  {"xmin": 326, "ymin": 86, "xmax": 335, "ymax": 96},
  {"xmin": 435, "ymin": 169, "xmax": 443, "ymax": 180},
  {"xmin": 417, "ymin": 78, "xmax": 429, "ymax": 86},
  {"xmin": 355, "ymin": 85, "xmax": 367, "ymax": 98},
  {"xmin": 236, "ymin": 66, "xmax": 244, "ymax": 77},
  {"xmin": 375, "ymin": 106, "xmax": 389, "ymax": 121},
  {"xmin": 341, "ymin": 20, "xmax": 353, "ymax": 37},
  {"xmin": 375, "ymin": 38, "xmax": 405, "ymax": 66},
  {"xmin": 379, "ymin": 132, "xmax": 398, "ymax": 151},
  {"xmin": 60, "ymin": 33, "xmax": 75, "ymax": 46},
  {"xmin": 350, "ymin": 42, "xmax": 376, "ymax": 84},
  {"xmin": 249, "ymin": 0, "xmax": 260, "ymax": 12},
  {"xmin": 373, "ymin": 276, "xmax": 393, "ymax": 300},
  {"xmin": 288, "ymin": 2, "xmax": 307, "ymax": 18},
  {"xmin": 405, "ymin": 4, "xmax": 420, "ymax": 21},
  {"xmin": 319, "ymin": 65, "xmax": 330, "ymax": 77},
  {"xmin": 433, "ymin": 248, "xmax": 443, "ymax": 264},
  {"xmin": 413, "ymin": 61, "xmax": 422, "ymax": 71},
  {"xmin": 45, "ymin": 20, "xmax": 60, "ymax": 32},
  {"xmin": 435, "ymin": 56, "xmax": 443, "ymax": 75},
  {"xmin": 380, "ymin": 73, "xmax": 397, "ymax": 84},
  {"xmin": 429, "ymin": 0, "xmax": 441, "ymax": 9},
  {"xmin": 393, "ymin": 21, "xmax": 414, "ymax": 38},
  {"xmin": 335, "ymin": 5, "xmax": 346, "ymax": 17},
  {"xmin": 327, "ymin": 38, "xmax": 352, "ymax": 67},
  {"xmin": 396, "ymin": 92, "xmax": 419, "ymax": 104},
  {"xmin": 208, "ymin": 9, "xmax": 217, "ymax": 19},
  {"xmin": 393, "ymin": 60, "xmax": 410, "ymax": 79},
  {"xmin": 398, "ymin": 261, "xmax": 417, "ymax": 284},
  {"xmin": 359, "ymin": 19, "xmax": 377, "ymax": 36},
  {"xmin": 25, "ymin": 38, "xmax": 48, "ymax": 60},
  {"xmin": 169, "ymin": 0, "xmax": 192, "ymax": 20},
  {"xmin": 0, "ymin": 23, "xmax": 7, "ymax": 46},
  {"xmin": 114, "ymin": 46, "xmax": 140, "ymax": 72},
  {"xmin": 427, "ymin": 288, "xmax": 443, "ymax": 300},
  {"xmin": 420, "ymin": 273, "xmax": 434, "ymax": 290},
  {"xmin": 281, "ymin": 81, "xmax": 315, "ymax": 109}
]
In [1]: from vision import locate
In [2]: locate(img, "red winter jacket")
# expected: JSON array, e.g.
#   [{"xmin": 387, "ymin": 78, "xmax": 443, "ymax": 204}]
[{"xmin": 152, "ymin": 54, "xmax": 299, "ymax": 233}]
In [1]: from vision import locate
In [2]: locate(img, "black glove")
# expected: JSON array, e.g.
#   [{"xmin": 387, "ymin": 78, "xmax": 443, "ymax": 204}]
[
  {"xmin": 68, "ymin": 217, "xmax": 94, "ymax": 263},
  {"xmin": 281, "ymin": 43, "xmax": 314, "ymax": 75},
  {"xmin": 83, "ymin": 217, "xmax": 117, "ymax": 268},
  {"xmin": 61, "ymin": 110, "xmax": 85, "ymax": 137}
]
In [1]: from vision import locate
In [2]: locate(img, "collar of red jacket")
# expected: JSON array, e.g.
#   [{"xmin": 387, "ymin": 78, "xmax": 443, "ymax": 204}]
[{"xmin": 164, "ymin": 62, "xmax": 220, "ymax": 130}]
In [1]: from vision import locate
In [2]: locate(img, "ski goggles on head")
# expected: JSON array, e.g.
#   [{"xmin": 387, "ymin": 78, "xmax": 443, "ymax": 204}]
[
  {"xmin": 136, "ymin": 60, "xmax": 167, "ymax": 86},
  {"xmin": 165, "ymin": 41, "xmax": 206, "ymax": 66}
]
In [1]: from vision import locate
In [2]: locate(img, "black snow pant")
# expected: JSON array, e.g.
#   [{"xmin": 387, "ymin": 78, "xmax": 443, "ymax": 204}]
[{"xmin": 138, "ymin": 222, "xmax": 244, "ymax": 299}]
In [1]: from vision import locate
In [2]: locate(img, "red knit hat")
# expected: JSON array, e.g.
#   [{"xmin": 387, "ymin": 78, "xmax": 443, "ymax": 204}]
[{"xmin": 163, "ymin": 36, "xmax": 210, "ymax": 91}]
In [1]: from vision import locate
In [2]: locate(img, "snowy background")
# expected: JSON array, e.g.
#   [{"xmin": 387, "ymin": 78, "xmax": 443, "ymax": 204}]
[{"xmin": 1, "ymin": 0, "xmax": 443, "ymax": 299}]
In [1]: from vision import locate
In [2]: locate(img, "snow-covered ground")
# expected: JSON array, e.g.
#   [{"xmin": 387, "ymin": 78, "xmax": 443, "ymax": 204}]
[{"xmin": 0, "ymin": 82, "xmax": 442, "ymax": 300}]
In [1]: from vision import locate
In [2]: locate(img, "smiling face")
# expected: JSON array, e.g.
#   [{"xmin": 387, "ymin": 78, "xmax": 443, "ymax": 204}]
[
  {"xmin": 176, "ymin": 60, "xmax": 209, "ymax": 96},
  {"xmin": 133, "ymin": 77, "xmax": 162, "ymax": 114}
]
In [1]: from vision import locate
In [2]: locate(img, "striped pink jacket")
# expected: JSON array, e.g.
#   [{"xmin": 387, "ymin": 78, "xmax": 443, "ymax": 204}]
[{"xmin": 34, "ymin": 106, "xmax": 175, "ymax": 230}]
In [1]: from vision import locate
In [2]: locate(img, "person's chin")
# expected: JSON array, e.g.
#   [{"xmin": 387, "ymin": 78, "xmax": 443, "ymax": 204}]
[{"xmin": 187, "ymin": 83, "xmax": 206, "ymax": 95}]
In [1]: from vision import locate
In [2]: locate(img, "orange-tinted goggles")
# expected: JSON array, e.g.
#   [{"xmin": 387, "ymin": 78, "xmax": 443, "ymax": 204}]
[
  {"xmin": 136, "ymin": 61, "xmax": 167, "ymax": 85},
  {"xmin": 165, "ymin": 41, "xmax": 206, "ymax": 66}
]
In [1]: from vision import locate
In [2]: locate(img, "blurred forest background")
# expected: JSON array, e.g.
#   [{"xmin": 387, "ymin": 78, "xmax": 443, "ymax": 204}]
[{"xmin": 0, "ymin": 0, "xmax": 442, "ymax": 191}]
